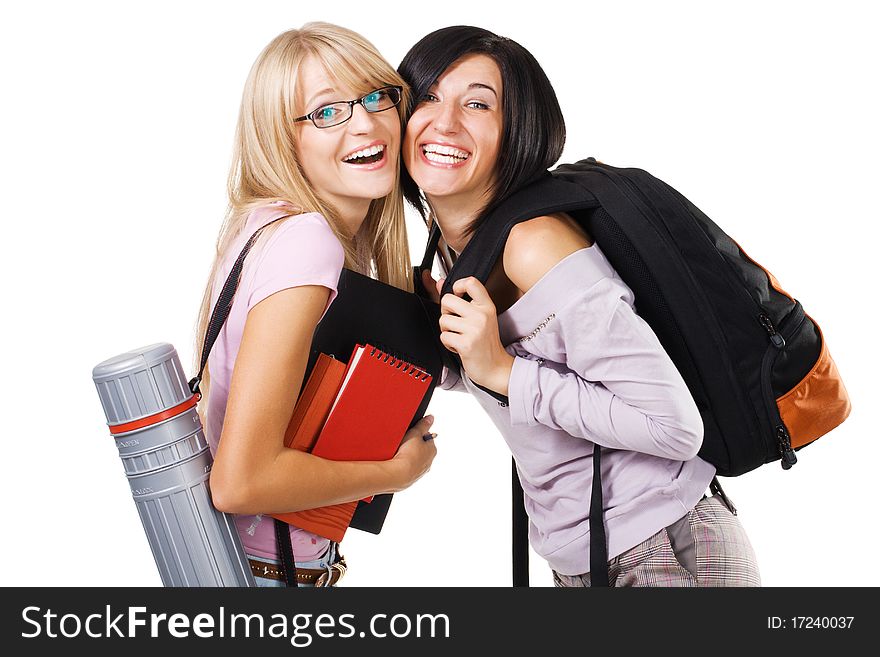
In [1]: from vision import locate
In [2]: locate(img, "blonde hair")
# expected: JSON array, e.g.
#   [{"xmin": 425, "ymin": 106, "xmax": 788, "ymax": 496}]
[{"xmin": 194, "ymin": 23, "xmax": 412, "ymax": 400}]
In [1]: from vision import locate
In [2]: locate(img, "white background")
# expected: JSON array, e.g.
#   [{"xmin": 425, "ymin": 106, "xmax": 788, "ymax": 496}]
[{"xmin": 1, "ymin": 0, "xmax": 876, "ymax": 588}]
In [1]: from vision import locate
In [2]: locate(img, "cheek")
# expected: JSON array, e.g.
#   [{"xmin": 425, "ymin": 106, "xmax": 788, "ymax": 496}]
[
  {"xmin": 404, "ymin": 110, "xmax": 431, "ymax": 151},
  {"xmin": 402, "ymin": 127, "xmax": 420, "ymax": 168},
  {"xmin": 402, "ymin": 125, "xmax": 415, "ymax": 151},
  {"xmin": 301, "ymin": 133, "xmax": 343, "ymax": 184},
  {"xmin": 481, "ymin": 125, "xmax": 503, "ymax": 170},
  {"xmin": 381, "ymin": 115, "xmax": 402, "ymax": 153},
  {"xmin": 296, "ymin": 133, "xmax": 328, "ymax": 172},
  {"xmin": 402, "ymin": 139, "xmax": 415, "ymax": 170}
]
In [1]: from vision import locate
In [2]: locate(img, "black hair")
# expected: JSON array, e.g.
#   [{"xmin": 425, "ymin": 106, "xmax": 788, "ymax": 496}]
[{"xmin": 398, "ymin": 25, "xmax": 566, "ymax": 236}]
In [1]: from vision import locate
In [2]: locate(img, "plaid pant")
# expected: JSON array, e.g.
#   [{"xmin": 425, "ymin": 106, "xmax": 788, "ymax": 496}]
[{"xmin": 553, "ymin": 496, "xmax": 761, "ymax": 587}]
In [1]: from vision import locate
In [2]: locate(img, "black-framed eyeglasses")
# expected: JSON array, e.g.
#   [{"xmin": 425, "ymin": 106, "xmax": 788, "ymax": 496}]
[{"xmin": 294, "ymin": 86, "xmax": 403, "ymax": 129}]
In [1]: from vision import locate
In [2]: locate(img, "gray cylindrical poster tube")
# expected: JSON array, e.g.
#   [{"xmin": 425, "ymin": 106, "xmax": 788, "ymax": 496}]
[{"xmin": 93, "ymin": 343, "xmax": 254, "ymax": 587}]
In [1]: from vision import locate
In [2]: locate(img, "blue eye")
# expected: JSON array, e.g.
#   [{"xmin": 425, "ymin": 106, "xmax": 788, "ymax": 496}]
[
  {"xmin": 363, "ymin": 91, "xmax": 387, "ymax": 111},
  {"xmin": 311, "ymin": 104, "xmax": 347, "ymax": 126}
]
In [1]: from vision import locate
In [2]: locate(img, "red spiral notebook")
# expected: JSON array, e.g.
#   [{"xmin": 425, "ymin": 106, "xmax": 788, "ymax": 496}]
[{"xmin": 271, "ymin": 344, "xmax": 432, "ymax": 542}]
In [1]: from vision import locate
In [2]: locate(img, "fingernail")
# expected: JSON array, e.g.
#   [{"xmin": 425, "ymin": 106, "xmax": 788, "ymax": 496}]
[{"xmin": 425, "ymin": 415, "xmax": 434, "ymax": 424}]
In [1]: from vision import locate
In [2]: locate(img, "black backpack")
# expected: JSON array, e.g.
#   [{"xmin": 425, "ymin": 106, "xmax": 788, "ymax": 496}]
[{"xmin": 421, "ymin": 157, "xmax": 851, "ymax": 586}]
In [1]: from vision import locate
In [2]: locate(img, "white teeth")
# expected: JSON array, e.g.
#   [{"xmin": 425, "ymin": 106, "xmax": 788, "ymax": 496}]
[
  {"xmin": 422, "ymin": 144, "xmax": 469, "ymax": 159},
  {"xmin": 343, "ymin": 144, "xmax": 385, "ymax": 162},
  {"xmin": 425, "ymin": 152, "xmax": 464, "ymax": 164}
]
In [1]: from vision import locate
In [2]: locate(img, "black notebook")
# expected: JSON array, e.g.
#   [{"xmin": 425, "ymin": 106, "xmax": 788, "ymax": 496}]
[{"xmin": 306, "ymin": 266, "xmax": 445, "ymax": 535}]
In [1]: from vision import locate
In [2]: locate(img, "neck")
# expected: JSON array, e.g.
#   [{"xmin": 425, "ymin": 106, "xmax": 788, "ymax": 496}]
[
  {"xmin": 336, "ymin": 198, "xmax": 372, "ymax": 239},
  {"xmin": 428, "ymin": 194, "xmax": 485, "ymax": 254}
]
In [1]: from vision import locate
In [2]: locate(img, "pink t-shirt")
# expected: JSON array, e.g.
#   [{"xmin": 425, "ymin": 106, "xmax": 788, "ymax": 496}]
[{"xmin": 205, "ymin": 204, "xmax": 345, "ymax": 561}]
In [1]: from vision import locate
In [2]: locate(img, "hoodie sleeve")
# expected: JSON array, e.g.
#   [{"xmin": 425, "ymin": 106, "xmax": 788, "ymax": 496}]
[
  {"xmin": 506, "ymin": 266, "xmax": 703, "ymax": 461},
  {"xmin": 439, "ymin": 365, "xmax": 467, "ymax": 393}
]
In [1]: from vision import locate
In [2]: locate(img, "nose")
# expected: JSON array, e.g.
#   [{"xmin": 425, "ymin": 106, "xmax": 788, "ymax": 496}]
[
  {"xmin": 432, "ymin": 100, "xmax": 460, "ymax": 135},
  {"xmin": 346, "ymin": 102, "xmax": 376, "ymax": 134}
]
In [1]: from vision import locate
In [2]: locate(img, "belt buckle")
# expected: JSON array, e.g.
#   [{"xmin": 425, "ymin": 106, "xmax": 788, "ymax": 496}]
[{"xmin": 315, "ymin": 559, "xmax": 347, "ymax": 588}]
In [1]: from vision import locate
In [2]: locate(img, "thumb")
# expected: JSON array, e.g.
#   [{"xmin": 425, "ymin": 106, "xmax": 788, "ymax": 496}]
[
  {"xmin": 421, "ymin": 269, "xmax": 441, "ymax": 303},
  {"xmin": 405, "ymin": 415, "xmax": 434, "ymax": 442},
  {"xmin": 421, "ymin": 268, "xmax": 436, "ymax": 287},
  {"xmin": 420, "ymin": 415, "xmax": 437, "ymax": 441}
]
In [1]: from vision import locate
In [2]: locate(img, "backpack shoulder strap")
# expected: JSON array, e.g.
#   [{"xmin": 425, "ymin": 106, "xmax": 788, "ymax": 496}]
[
  {"xmin": 189, "ymin": 214, "xmax": 290, "ymax": 396},
  {"xmin": 440, "ymin": 173, "xmax": 599, "ymax": 296}
]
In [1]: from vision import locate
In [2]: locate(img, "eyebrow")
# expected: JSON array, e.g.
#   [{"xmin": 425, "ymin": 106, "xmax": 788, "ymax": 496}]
[
  {"xmin": 305, "ymin": 87, "xmax": 337, "ymax": 108},
  {"xmin": 429, "ymin": 81, "xmax": 499, "ymax": 97},
  {"xmin": 468, "ymin": 82, "xmax": 498, "ymax": 97}
]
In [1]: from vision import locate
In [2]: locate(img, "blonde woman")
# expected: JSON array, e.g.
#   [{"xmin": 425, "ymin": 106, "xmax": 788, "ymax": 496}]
[{"xmin": 195, "ymin": 23, "xmax": 437, "ymax": 587}]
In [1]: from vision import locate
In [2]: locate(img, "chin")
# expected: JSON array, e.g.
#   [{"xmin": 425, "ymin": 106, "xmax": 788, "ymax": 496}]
[
  {"xmin": 411, "ymin": 168, "xmax": 462, "ymax": 195},
  {"xmin": 357, "ymin": 183, "xmax": 396, "ymax": 202},
  {"xmin": 418, "ymin": 180, "xmax": 462, "ymax": 198},
  {"xmin": 348, "ymin": 174, "xmax": 395, "ymax": 196}
]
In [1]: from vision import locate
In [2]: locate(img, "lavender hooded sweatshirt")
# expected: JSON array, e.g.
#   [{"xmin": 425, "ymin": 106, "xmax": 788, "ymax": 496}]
[{"xmin": 442, "ymin": 244, "xmax": 716, "ymax": 576}]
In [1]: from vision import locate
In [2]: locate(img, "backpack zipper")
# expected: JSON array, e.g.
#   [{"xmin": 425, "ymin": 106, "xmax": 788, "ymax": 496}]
[
  {"xmin": 758, "ymin": 304, "xmax": 804, "ymax": 469},
  {"xmin": 759, "ymin": 314, "xmax": 785, "ymax": 348}
]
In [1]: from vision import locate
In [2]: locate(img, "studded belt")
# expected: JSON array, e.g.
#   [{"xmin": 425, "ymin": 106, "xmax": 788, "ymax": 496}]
[{"xmin": 248, "ymin": 555, "xmax": 347, "ymax": 587}]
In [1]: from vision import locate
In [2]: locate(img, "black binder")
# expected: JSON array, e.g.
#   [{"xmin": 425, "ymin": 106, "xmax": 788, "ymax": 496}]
[{"xmin": 308, "ymin": 266, "xmax": 445, "ymax": 534}]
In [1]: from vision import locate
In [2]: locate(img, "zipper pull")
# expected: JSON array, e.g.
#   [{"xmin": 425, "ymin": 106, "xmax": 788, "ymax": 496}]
[
  {"xmin": 777, "ymin": 425, "xmax": 798, "ymax": 469},
  {"xmin": 759, "ymin": 314, "xmax": 786, "ymax": 348}
]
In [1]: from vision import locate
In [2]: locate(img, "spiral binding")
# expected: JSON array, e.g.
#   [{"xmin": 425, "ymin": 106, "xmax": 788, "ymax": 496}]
[
  {"xmin": 367, "ymin": 344, "xmax": 431, "ymax": 382},
  {"xmin": 370, "ymin": 340, "xmax": 418, "ymax": 366}
]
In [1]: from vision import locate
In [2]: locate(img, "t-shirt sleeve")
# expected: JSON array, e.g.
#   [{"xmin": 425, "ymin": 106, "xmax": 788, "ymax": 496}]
[{"xmin": 245, "ymin": 214, "xmax": 345, "ymax": 319}]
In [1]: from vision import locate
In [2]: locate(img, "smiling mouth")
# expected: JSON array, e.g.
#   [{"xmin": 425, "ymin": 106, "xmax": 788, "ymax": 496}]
[
  {"xmin": 342, "ymin": 144, "xmax": 386, "ymax": 165},
  {"xmin": 422, "ymin": 144, "xmax": 470, "ymax": 164}
]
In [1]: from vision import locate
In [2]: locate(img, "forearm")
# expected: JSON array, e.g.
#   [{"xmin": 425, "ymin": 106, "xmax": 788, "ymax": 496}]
[
  {"xmin": 508, "ymin": 356, "xmax": 703, "ymax": 460},
  {"xmin": 211, "ymin": 447, "xmax": 404, "ymax": 515}
]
